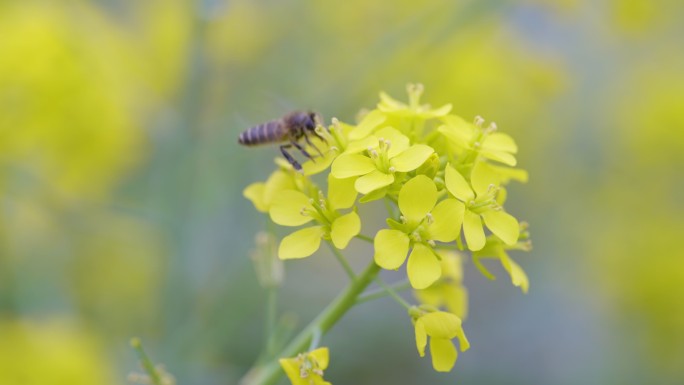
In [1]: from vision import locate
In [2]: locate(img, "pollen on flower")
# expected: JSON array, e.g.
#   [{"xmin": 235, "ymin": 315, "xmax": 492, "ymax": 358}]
[
  {"xmin": 389, "ymin": 166, "xmax": 396, "ymax": 173},
  {"xmin": 486, "ymin": 122, "xmax": 498, "ymax": 133},
  {"xmin": 474, "ymin": 115, "xmax": 485, "ymax": 126},
  {"xmin": 428, "ymin": 239, "xmax": 436, "ymax": 247},
  {"xmin": 426, "ymin": 213, "xmax": 434, "ymax": 224}
]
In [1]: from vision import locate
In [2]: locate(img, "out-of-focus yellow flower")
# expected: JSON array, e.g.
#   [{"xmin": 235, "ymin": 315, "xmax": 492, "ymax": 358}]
[
  {"xmin": 415, "ymin": 252, "xmax": 468, "ymax": 319},
  {"xmin": 0, "ymin": 318, "xmax": 116, "ymax": 385},
  {"xmin": 280, "ymin": 347, "xmax": 332, "ymax": 385},
  {"xmin": 0, "ymin": 3, "xmax": 143, "ymax": 201}
]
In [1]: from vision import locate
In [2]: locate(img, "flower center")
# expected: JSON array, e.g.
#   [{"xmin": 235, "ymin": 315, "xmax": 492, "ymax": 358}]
[
  {"xmin": 368, "ymin": 138, "xmax": 394, "ymax": 173},
  {"xmin": 296, "ymin": 353, "xmax": 325, "ymax": 379},
  {"xmin": 301, "ymin": 191, "xmax": 337, "ymax": 225},
  {"xmin": 467, "ymin": 184, "xmax": 500, "ymax": 214}
]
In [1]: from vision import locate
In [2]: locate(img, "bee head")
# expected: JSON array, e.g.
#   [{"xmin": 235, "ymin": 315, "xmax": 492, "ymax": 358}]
[{"xmin": 308, "ymin": 112, "xmax": 323, "ymax": 130}]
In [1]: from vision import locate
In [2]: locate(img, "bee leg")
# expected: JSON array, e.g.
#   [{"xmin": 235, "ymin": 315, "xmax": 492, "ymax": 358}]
[
  {"xmin": 280, "ymin": 144, "xmax": 302, "ymax": 171},
  {"xmin": 303, "ymin": 133, "xmax": 325, "ymax": 158},
  {"xmin": 313, "ymin": 130, "xmax": 327, "ymax": 144},
  {"xmin": 290, "ymin": 140, "xmax": 316, "ymax": 163}
]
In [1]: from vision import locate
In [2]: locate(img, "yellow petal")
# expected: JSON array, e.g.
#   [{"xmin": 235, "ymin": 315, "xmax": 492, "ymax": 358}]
[
  {"xmin": 428, "ymin": 199, "xmax": 465, "ymax": 242},
  {"xmin": 348, "ymin": 110, "xmax": 386, "ymax": 140},
  {"xmin": 445, "ymin": 165, "xmax": 475, "ymax": 202},
  {"xmin": 331, "ymin": 153, "xmax": 375, "ymax": 178},
  {"xmin": 375, "ymin": 127, "xmax": 410, "ymax": 158},
  {"xmin": 407, "ymin": 243, "xmax": 441, "ymax": 289},
  {"xmin": 463, "ymin": 210, "xmax": 485, "ymax": 251},
  {"xmin": 398, "ymin": 175, "xmax": 437, "ymax": 223},
  {"xmin": 327, "ymin": 174, "xmax": 357, "ymax": 210},
  {"xmin": 278, "ymin": 226, "xmax": 325, "ymax": 260},
  {"xmin": 443, "ymin": 285, "xmax": 468, "ymax": 320},
  {"xmin": 354, "ymin": 170, "xmax": 394, "ymax": 194},
  {"xmin": 500, "ymin": 253, "xmax": 529, "ymax": 293},
  {"xmin": 438, "ymin": 115, "xmax": 474, "ymax": 148},
  {"xmin": 429, "ymin": 338, "xmax": 457, "ymax": 372},
  {"xmin": 390, "ymin": 144, "xmax": 434, "ymax": 172},
  {"xmin": 419, "ymin": 311, "xmax": 463, "ymax": 339},
  {"xmin": 481, "ymin": 210, "xmax": 519, "ymax": 245},
  {"xmin": 243, "ymin": 182, "xmax": 267, "ymax": 212},
  {"xmin": 309, "ymin": 347, "xmax": 330, "ymax": 370},
  {"xmin": 415, "ymin": 320, "xmax": 427, "ymax": 357},
  {"xmin": 373, "ymin": 229, "xmax": 409, "ymax": 270},
  {"xmin": 279, "ymin": 357, "xmax": 303, "ymax": 385},
  {"xmin": 471, "ymin": 161, "xmax": 500, "ymax": 197},
  {"xmin": 269, "ymin": 190, "xmax": 314, "ymax": 226},
  {"xmin": 483, "ymin": 132, "xmax": 518, "ymax": 153},
  {"xmin": 302, "ymin": 148, "xmax": 337, "ymax": 176},
  {"xmin": 344, "ymin": 135, "xmax": 379, "ymax": 154},
  {"xmin": 414, "ymin": 286, "xmax": 443, "ymax": 307},
  {"xmin": 480, "ymin": 149, "xmax": 517, "ymax": 166},
  {"xmin": 330, "ymin": 211, "xmax": 361, "ymax": 249},
  {"xmin": 264, "ymin": 170, "xmax": 297, "ymax": 206}
]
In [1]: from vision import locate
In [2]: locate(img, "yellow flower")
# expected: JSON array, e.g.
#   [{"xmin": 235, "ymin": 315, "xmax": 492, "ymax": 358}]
[
  {"xmin": 444, "ymin": 162, "xmax": 520, "ymax": 251},
  {"xmin": 279, "ymin": 347, "xmax": 332, "ymax": 385},
  {"xmin": 473, "ymin": 235, "xmax": 531, "ymax": 294},
  {"xmin": 331, "ymin": 127, "xmax": 434, "ymax": 195},
  {"xmin": 411, "ymin": 309, "xmax": 469, "ymax": 372},
  {"xmin": 438, "ymin": 114, "xmax": 518, "ymax": 166},
  {"xmin": 373, "ymin": 176, "xmax": 464, "ymax": 289},
  {"xmin": 378, "ymin": 83, "xmax": 452, "ymax": 120},
  {"xmin": 243, "ymin": 169, "xmax": 298, "ymax": 213},
  {"xmin": 269, "ymin": 174, "xmax": 359, "ymax": 260},
  {"xmin": 414, "ymin": 252, "xmax": 468, "ymax": 319}
]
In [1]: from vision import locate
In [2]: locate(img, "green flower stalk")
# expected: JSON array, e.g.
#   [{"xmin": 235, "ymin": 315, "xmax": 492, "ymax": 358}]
[{"xmin": 240, "ymin": 84, "xmax": 533, "ymax": 385}]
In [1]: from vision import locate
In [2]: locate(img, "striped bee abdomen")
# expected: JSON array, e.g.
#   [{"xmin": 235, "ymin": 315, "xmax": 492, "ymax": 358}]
[{"xmin": 238, "ymin": 120, "xmax": 286, "ymax": 146}]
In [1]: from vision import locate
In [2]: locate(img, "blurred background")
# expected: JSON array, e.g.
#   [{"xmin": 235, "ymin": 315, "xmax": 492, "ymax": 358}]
[{"xmin": 1, "ymin": 0, "xmax": 683, "ymax": 384}]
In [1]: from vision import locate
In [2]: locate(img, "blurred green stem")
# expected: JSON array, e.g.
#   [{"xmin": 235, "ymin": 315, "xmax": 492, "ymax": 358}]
[
  {"xmin": 239, "ymin": 261, "xmax": 381, "ymax": 385},
  {"xmin": 356, "ymin": 279, "xmax": 411, "ymax": 304},
  {"xmin": 130, "ymin": 338, "xmax": 163, "ymax": 385},
  {"xmin": 264, "ymin": 286, "xmax": 278, "ymax": 356}
]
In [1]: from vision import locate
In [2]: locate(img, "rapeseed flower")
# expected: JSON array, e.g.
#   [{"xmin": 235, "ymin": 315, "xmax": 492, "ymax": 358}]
[
  {"xmin": 279, "ymin": 347, "xmax": 331, "ymax": 385},
  {"xmin": 444, "ymin": 163, "xmax": 519, "ymax": 251},
  {"xmin": 410, "ymin": 308, "xmax": 469, "ymax": 372},
  {"xmin": 269, "ymin": 174, "xmax": 359, "ymax": 260},
  {"xmin": 414, "ymin": 252, "xmax": 468, "ymax": 319},
  {"xmin": 373, "ymin": 175, "xmax": 464, "ymax": 289},
  {"xmin": 331, "ymin": 127, "xmax": 434, "ymax": 195}
]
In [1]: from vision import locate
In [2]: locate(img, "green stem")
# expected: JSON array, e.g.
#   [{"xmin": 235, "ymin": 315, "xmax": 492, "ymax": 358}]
[
  {"xmin": 374, "ymin": 277, "xmax": 412, "ymax": 310},
  {"xmin": 265, "ymin": 287, "xmax": 278, "ymax": 356},
  {"xmin": 356, "ymin": 280, "xmax": 412, "ymax": 304},
  {"xmin": 130, "ymin": 338, "xmax": 163, "ymax": 385},
  {"xmin": 355, "ymin": 233, "xmax": 374, "ymax": 243},
  {"xmin": 326, "ymin": 241, "xmax": 356, "ymax": 280},
  {"xmin": 239, "ymin": 261, "xmax": 381, "ymax": 385}
]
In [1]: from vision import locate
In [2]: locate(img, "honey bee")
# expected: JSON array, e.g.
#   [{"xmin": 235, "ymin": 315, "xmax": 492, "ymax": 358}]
[{"xmin": 238, "ymin": 111, "xmax": 325, "ymax": 171}]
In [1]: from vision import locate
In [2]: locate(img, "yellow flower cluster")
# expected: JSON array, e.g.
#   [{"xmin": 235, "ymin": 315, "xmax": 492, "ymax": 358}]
[{"xmin": 244, "ymin": 84, "xmax": 531, "ymax": 380}]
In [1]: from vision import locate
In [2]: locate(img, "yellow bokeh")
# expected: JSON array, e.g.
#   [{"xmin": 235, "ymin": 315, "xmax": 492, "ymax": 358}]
[{"xmin": 0, "ymin": 318, "xmax": 116, "ymax": 385}]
